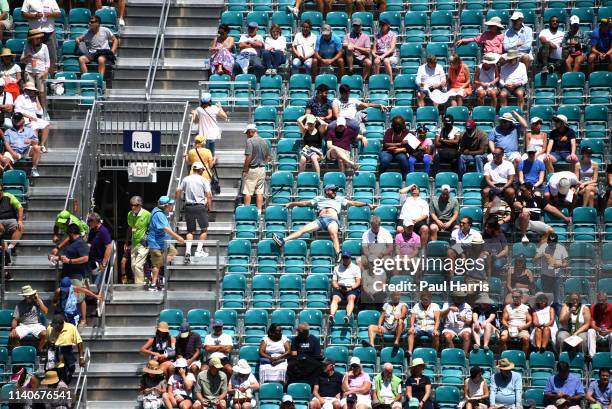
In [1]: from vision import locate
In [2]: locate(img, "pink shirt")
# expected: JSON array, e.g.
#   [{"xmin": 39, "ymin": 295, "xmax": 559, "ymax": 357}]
[
  {"xmin": 466, "ymin": 31, "xmax": 505, "ymax": 55},
  {"xmin": 395, "ymin": 232, "xmax": 421, "ymax": 257},
  {"xmin": 347, "ymin": 371, "xmax": 370, "ymax": 394},
  {"xmin": 344, "ymin": 32, "xmax": 371, "ymax": 61}
]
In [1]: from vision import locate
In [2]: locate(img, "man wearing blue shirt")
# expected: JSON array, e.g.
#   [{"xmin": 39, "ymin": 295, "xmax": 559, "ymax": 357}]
[
  {"xmin": 312, "ymin": 24, "xmax": 345, "ymax": 79},
  {"xmin": 545, "ymin": 362, "xmax": 585, "ymax": 407},
  {"xmin": 587, "ymin": 18, "xmax": 612, "ymax": 75},
  {"xmin": 518, "ymin": 145, "xmax": 546, "ymax": 187},
  {"xmin": 490, "ymin": 358, "xmax": 523, "ymax": 409},
  {"xmin": 504, "ymin": 11, "xmax": 534, "ymax": 67},
  {"xmin": 488, "ymin": 111, "xmax": 528, "ymax": 167},
  {"xmin": 586, "ymin": 368, "xmax": 612, "ymax": 409},
  {"xmin": 146, "ymin": 196, "xmax": 185, "ymax": 291},
  {"xmin": 4, "ymin": 112, "xmax": 42, "ymax": 177}
]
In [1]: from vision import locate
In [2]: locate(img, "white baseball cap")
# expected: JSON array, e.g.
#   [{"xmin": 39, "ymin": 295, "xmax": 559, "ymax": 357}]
[
  {"xmin": 349, "ymin": 357, "xmax": 361, "ymax": 366},
  {"xmin": 510, "ymin": 11, "xmax": 524, "ymax": 20},
  {"xmin": 337, "ymin": 117, "xmax": 347, "ymax": 127},
  {"xmin": 570, "ymin": 15, "xmax": 580, "ymax": 25},
  {"xmin": 440, "ymin": 184, "xmax": 451, "ymax": 192}
]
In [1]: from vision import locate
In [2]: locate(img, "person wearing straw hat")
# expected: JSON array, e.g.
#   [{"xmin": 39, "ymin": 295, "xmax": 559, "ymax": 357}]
[
  {"xmin": 498, "ymin": 49, "xmax": 528, "ymax": 110},
  {"xmin": 40, "ymin": 370, "xmax": 70, "ymax": 407},
  {"xmin": 474, "ymin": 53, "xmax": 500, "ymax": 107},
  {"xmin": 504, "ymin": 11, "xmax": 533, "ymax": 67},
  {"xmin": 405, "ymin": 358, "xmax": 434, "ymax": 409},
  {"xmin": 139, "ymin": 321, "xmax": 177, "ymax": 377},
  {"xmin": 456, "ymin": 17, "xmax": 504, "ymax": 56},
  {"xmin": 21, "ymin": 29, "xmax": 50, "ymax": 109},
  {"xmin": 21, "ymin": 0, "xmax": 60, "ymax": 77},
  {"xmin": 490, "ymin": 358, "xmax": 523, "ymax": 409},
  {"xmin": 0, "ymin": 48, "xmax": 22, "ymax": 100},
  {"xmin": 140, "ymin": 360, "xmax": 167, "ymax": 409},
  {"xmin": 545, "ymin": 114, "xmax": 578, "ymax": 170},
  {"xmin": 14, "ymin": 79, "xmax": 51, "ymax": 152},
  {"xmin": 75, "ymin": 15, "xmax": 118, "ymax": 77},
  {"xmin": 4, "ymin": 111, "xmax": 43, "ymax": 176},
  {"xmin": 10, "ymin": 284, "xmax": 48, "ymax": 351},
  {"xmin": 228, "ymin": 359, "xmax": 259, "ymax": 409},
  {"xmin": 487, "ymin": 111, "xmax": 527, "ymax": 167},
  {"xmin": 471, "ymin": 293, "xmax": 499, "ymax": 351}
]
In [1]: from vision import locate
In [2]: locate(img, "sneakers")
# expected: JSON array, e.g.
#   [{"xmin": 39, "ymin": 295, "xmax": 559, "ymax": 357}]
[
  {"xmin": 147, "ymin": 284, "xmax": 158, "ymax": 292},
  {"xmin": 195, "ymin": 250, "xmax": 209, "ymax": 258},
  {"xmin": 41, "ymin": 146, "xmax": 48, "ymax": 153},
  {"xmin": 31, "ymin": 168, "xmax": 39, "ymax": 177},
  {"xmin": 184, "ymin": 253, "xmax": 191, "ymax": 265},
  {"xmin": 119, "ymin": 18, "xmax": 125, "ymax": 27},
  {"xmin": 521, "ymin": 235, "xmax": 529, "ymax": 243},
  {"xmin": 272, "ymin": 233, "xmax": 285, "ymax": 247},
  {"xmin": 540, "ymin": 66, "xmax": 549, "ymax": 74},
  {"xmin": 343, "ymin": 315, "xmax": 350, "ymax": 324}
]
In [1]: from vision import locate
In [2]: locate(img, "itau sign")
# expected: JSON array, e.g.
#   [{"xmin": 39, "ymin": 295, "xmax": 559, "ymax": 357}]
[{"xmin": 123, "ymin": 130, "xmax": 161, "ymax": 153}]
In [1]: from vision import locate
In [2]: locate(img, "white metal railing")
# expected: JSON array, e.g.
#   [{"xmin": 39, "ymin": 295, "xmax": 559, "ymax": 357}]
[
  {"xmin": 74, "ymin": 347, "xmax": 91, "ymax": 409},
  {"xmin": 145, "ymin": 0, "xmax": 172, "ymax": 100},
  {"xmin": 97, "ymin": 242, "xmax": 117, "ymax": 331}
]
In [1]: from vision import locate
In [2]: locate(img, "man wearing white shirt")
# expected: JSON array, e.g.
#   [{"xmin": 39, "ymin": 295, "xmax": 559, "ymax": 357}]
[
  {"xmin": 292, "ymin": 20, "xmax": 317, "ymax": 74},
  {"xmin": 415, "ymin": 55, "xmax": 446, "ymax": 107},
  {"xmin": 483, "ymin": 147, "xmax": 516, "ymax": 206},
  {"xmin": 331, "ymin": 84, "xmax": 385, "ymax": 134},
  {"xmin": 361, "ymin": 216, "xmax": 393, "ymax": 269},
  {"xmin": 203, "ymin": 319, "xmax": 233, "ymax": 374},
  {"xmin": 330, "ymin": 251, "xmax": 362, "ymax": 324},
  {"xmin": 448, "ymin": 217, "xmax": 480, "ymax": 261},
  {"xmin": 538, "ymin": 16, "xmax": 565, "ymax": 73},
  {"xmin": 499, "ymin": 49, "xmax": 528, "ymax": 109},
  {"xmin": 21, "ymin": 0, "xmax": 60, "ymax": 76},
  {"xmin": 440, "ymin": 292, "xmax": 473, "ymax": 355},
  {"xmin": 233, "ymin": 22, "xmax": 265, "ymax": 79},
  {"xmin": 398, "ymin": 184, "xmax": 429, "ymax": 244},
  {"xmin": 545, "ymin": 170, "xmax": 579, "ymax": 210}
]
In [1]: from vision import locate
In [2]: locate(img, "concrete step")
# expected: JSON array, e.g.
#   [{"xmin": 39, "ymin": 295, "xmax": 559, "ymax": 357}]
[{"xmin": 88, "ymin": 401, "xmax": 139, "ymax": 409}]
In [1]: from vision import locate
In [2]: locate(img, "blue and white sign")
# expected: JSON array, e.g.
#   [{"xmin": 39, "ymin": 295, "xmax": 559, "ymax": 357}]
[{"xmin": 123, "ymin": 130, "xmax": 161, "ymax": 153}]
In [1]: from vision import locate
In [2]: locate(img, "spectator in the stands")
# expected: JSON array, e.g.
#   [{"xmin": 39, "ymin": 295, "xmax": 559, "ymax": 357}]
[
  {"xmin": 259, "ymin": 323, "xmax": 291, "ymax": 383},
  {"xmin": 562, "ymin": 16, "xmax": 588, "ymax": 72},
  {"xmin": 416, "ymin": 55, "xmax": 446, "ymax": 108},
  {"xmin": 0, "ymin": 1, "xmax": 10, "ymax": 41},
  {"xmin": 405, "ymin": 358, "xmax": 433, "ymax": 409},
  {"xmin": 488, "ymin": 111, "xmax": 526, "ymax": 167},
  {"xmin": 210, "ymin": 24, "xmax": 235, "ymax": 75},
  {"xmin": 458, "ymin": 119, "xmax": 488, "ymax": 177},
  {"xmin": 531, "ymin": 293, "xmax": 557, "ymax": 353},
  {"xmin": 46, "ymin": 314, "xmax": 85, "ymax": 384},
  {"xmin": 557, "ymin": 292, "xmax": 591, "ymax": 356},
  {"xmin": 86, "ymin": 212, "xmax": 111, "ymax": 285},
  {"xmin": 429, "ymin": 184, "xmax": 459, "ymax": 241},
  {"xmin": 332, "ymin": 84, "xmax": 385, "ymax": 134},
  {"xmin": 462, "ymin": 366, "xmax": 489, "ymax": 409},
  {"xmin": 395, "ymin": 219, "xmax": 421, "ymax": 258},
  {"xmin": 372, "ymin": 363, "xmax": 402, "ymax": 409},
  {"xmin": 472, "ymin": 294, "xmax": 499, "ymax": 351},
  {"xmin": 588, "ymin": 18, "xmax": 612, "ymax": 75},
  {"xmin": 544, "ymin": 170, "xmax": 579, "ymax": 211},
  {"xmin": 344, "ymin": 18, "xmax": 371, "ymax": 79},
  {"xmin": 76, "ymin": 15, "xmax": 118, "ymax": 77},
  {"xmin": 0, "ymin": 183, "xmax": 24, "ymax": 245},
  {"xmin": 311, "ymin": 358, "xmax": 343, "ymax": 409},
  {"xmin": 126, "ymin": 195, "xmax": 150, "ymax": 286},
  {"xmin": 233, "ymin": 22, "xmax": 265, "ymax": 79},
  {"xmin": 193, "ymin": 357, "xmax": 228, "ymax": 409},
  {"xmin": 312, "ymin": 24, "xmax": 345, "ymax": 79},
  {"xmin": 287, "ymin": 323, "xmax": 323, "ymax": 387},
  {"xmin": 474, "ymin": 53, "xmax": 500, "ymax": 107},
  {"xmin": 297, "ymin": 114, "xmax": 324, "ymax": 176},
  {"xmin": 448, "ymin": 216, "xmax": 478, "ymax": 260},
  {"xmin": 361, "ymin": 216, "xmax": 394, "ymax": 264},
  {"xmin": 514, "ymin": 183, "xmax": 559, "ymax": 243},
  {"xmin": 546, "ymin": 114, "xmax": 578, "ymax": 169},
  {"xmin": 490, "ymin": 358, "xmax": 523, "ymax": 409},
  {"xmin": 54, "ymin": 223, "xmax": 90, "ymax": 280},
  {"xmin": 432, "ymin": 114, "xmax": 461, "ymax": 174},
  {"xmin": 544, "ymin": 361, "xmax": 585, "ymax": 407},
  {"xmin": 203, "ymin": 320, "xmax": 231, "ymax": 376},
  {"xmin": 371, "ymin": 17, "xmax": 398, "ymax": 81},
  {"xmin": 504, "ymin": 255, "xmax": 534, "ymax": 304},
  {"xmin": 140, "ymin": 360, "xmax": 167, "ymax": 409},
  {"xmin": 262, "ymin": 24, "xmax": 287, "ymax": 75},
  {"xmin": 325, "ymin": 117, "xmax": 366, "ymax": 172},
  {"xmin": 379, "ymin": 115, "xmax": 410, "ymax": 178},
  {"xmin": 574, "ymin": 146, "xmax": 598, "ymax": 208},
  {"xmin": 483, "ymin": 147, "xmax": 516, "ymax": 206},
  {"xmin": 0, "ymin": 79, "xmax": 13, "ymax": 128},
  {"xmin": 53, "ymin": 276, "xmax": 99, "ymax": 328},
  {"xmin": 139, "ymin": 322, "xmax": 176, "ymax": 376},
  {"xmin": 499, "ymin": 49, "xmax": 528, "ymax": 109},
  {"xmin": 538, "ymin": 15, "xmax": 565, "ymax": 73},
  {"xmin": 504, "ymin": 12, "xmax": 533, "ymax": 67},
  {"xmin": 191, "ymin": 92, "xmax": 227, "ymax": 157},
  {"xmin": 586, "ymin": 367, "xmax": 611, "ymax": 409},
  {"xmin": 341, "ymin": 357, "xmax": 372, "ymax": 409},
  {"xmin": 292, "ymin": 20, "xmax": 317, "ymax": 74},
  {"xmin": 456, "ymin": 17, "xmax": 505, "ymax": 55},
  {"xmin": 0, "ymin": 48, "xmax": 22, "ymax": 100},
  {"xmin": 440, "ymin": 291, "xmax": 473, "ymax": 355},
  {"xmin": 306, "ymin": 84, "xmax": 333, "ymax": 134},
  {"xmin": 534, "ymin": 232, "xmax": 567, "ymax": 303},
  {"xmin": 165, "ymin": 357, "xmax": 197, "ymax": 409},
  {"xmin": 500, "ymin": 290, "xmax": 532, "ymax": 355},
  {"xmin": 398, "ymin": 184, "xmax": 430, "ymax": 244},
  {"xmin": 407, "ymin": 291, "xmax": 440, "ymax": 357},
  {"xmin": 21, "ymin": 29, "xmax": 50, "ymax": 109},
  {"xmin": 519, "ymin": 145, "xmax": 546, "ymax": 188},
  {"xmin": 330, "ymin": 250, "xmax": 361, "ymax": 324},
  {"xmin": 524, "ymin": 117, "xmax": 549, "ymax": 168},
  {"xmin": 147, "ymin": 196, "xmax": 185, "ymax": 291},
  {"xmin": 292, "ymin": 323, "xmax": 322, "ymax": 358},
  {"xmin": 242, "ymin": 124, "xmax": 270, "ymax": 213},
  {"xmin": 14, "ymin": 82, "xmax": 50, "ymax": 152},
  {"xmin": 21, "ymin": 0, "xmax": 59, "ymax": 76},
  {"xmin": 365, "ymin": 291, "xmax": 408, "ymax": 347},
  {"xmin": 447, "ymin": 54, "xmax": 472, "ymax": 106},
  {"xmin": 587, "ymin": 292, "xmax": 612, "ymax": 358},
  {"xmin": 10, "ymin": 284, "xmax": 48, "ymax": 351},
  {"xmin": 228, "ymin": 359, "xmax": 259, "ymax": 409}
]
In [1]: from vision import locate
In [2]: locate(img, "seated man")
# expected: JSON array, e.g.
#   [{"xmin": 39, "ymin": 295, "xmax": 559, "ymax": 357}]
[
  {"xmin": 490, "ymin": 358, "xmax": 524, "ymax": 409},
  {"xmin": 587, "ymin": 292, "xmax": 612, "ymax": 357},
  {"xmin": 306, "ymin": 84, "xmax": 333, "ymax": 134},
  {"xmin": 448, "ymin": 216, "xmax": 478, "ymax": 262},
  {"xmin": 372, "ymin": 363, "xmax": 402, "ymax": 409},
  {"xmin": 365, "ymin": 291, "xmax": 408, "ymax": 347},
  {"xmin": 14, "ymin": 82, "xmax": 50, "ymax": 151},
  {"xmin": 10, "ymin": 284, "xmax": 48, "ymax": 351},
  {"xmin": 415, "ymin": 55, "xmax": 446, "ymax": 107},
  {"xmin": 272, "ymin": 184, "xmax": 373, "ymax": 260},
  {"xmin": 500, "ymin": 290, "xmax": 532, "ymax": 355},
  {"xmin": 312, "ymin": 25, "xmax": 345, "ymax": 80},
  {"xmin": 458, "ymin": 119, "xmax": 488, "ymax": 176},
  {"xmin": 407, "ymin": 291, "xmax": 440, "ymax": 358},
  {"xmin": 432, "ymin": 114, "xmax": 461, "ymax": 175},
  {"xmin": 544, "ymin": 361, "xmax": 585, "ymax": 408},
  {"xmin": 483, "ymin": 147, "xmax": 516, "ymax": 206},
  {"xmin": 545, "ymin": 114, "xmax": 578, "ymax": 169},
  {"xmin": 587, "ymin": 18, "xmax": 612, "ymax": 75},
  {"xmin": 0, "ymin": 182, "xmax": 24, "ymax": 248},
  {"xmin": 343, "ymin": 18, "xmax": 371, "ymax": 79},
  {"xmin": 4, "ymin": 112, "xmax": 42, "ymax": 177},
  {"xmin": 518, "ymin": 145, "xmax": 546, "ymax": 188},
  {"xmin": 193, "ymin": 357, "xmax": 228, "ymax": 409},
  {"xmin": 398, "ymin": 184, "xmax": 430, "ymax": 244},
  {"xmin": 504, "ymin": 12, "xmax": 534, "ymax": 67},
  {"xmin": 488, "ymin": 111, "xmax": 527, "ymax": 167},
  {"xmin": 310, "ymin": 358, "xmax": 343, "ymax": 409},
  {"xmin": 538, "ymin": 15, "xmax": 565, "ymax": 73},
  {"xmin": 330, "ymin": 251, "xmax": 361, "ymax": 324},
  {"xmin": 440, "ymin": 291, "xmax": 473, "ymax": 355},
  {"xmin": 514, "ymin": 183, "xmax": 563, "ymax": 244},
  {"xmin": 233, "ymin": 22, "xmax": 265, "ymax": 79},
  {"xmin": 429, "ymin": 184, "xmax": 459, "ymax": 241},
  {"xmin": 499, "ymin": 49, "xmax": 528, "ymax": 109},
  {"xmin": 325, "ymin": 117, "xmax": 368, "ymax": 171},
  {"xmin": 544, "ymin": 170, "xmax": 579, "ymax": 211},
  {"xmin": 586, "ymin": 367, "xmax": 611, "ymax": 409},
  {"xmin": 292, "ymin": 20, "xmax": 317, "ymax": 74},
  {"xmin": 76, "ymin": 15, "xmax": 118, "ymax": 77}
]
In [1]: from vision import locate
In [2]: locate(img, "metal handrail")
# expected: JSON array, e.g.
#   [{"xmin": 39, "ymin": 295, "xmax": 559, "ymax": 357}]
[
  {"xmin": 64, "ymin": 105, "xmax": 94, "ymax": 213},
  {"xmin": 97, "ymin": 242, "xmax": 117, "ymax": 331},
  {"xmin": 145, "ymin": 0, "xmax": 172, "ymax": 100},
  {"xmin": 74, "ymin": 347, "xmax": 91, "ymax": 409}
]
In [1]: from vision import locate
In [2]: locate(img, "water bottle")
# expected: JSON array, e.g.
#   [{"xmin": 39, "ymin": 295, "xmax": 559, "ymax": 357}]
[{"xmin": 203, "ymin": 59, "xmax": 210, "ymax": 71}]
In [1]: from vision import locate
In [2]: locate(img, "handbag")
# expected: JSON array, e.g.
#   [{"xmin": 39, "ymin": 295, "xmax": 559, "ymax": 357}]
[{"xmin": 195, "ymin": 148, "xmax": 221, "ymax": 195}]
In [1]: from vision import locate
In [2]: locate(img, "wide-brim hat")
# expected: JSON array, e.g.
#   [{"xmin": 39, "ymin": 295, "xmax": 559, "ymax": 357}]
[
  {"xmin": 233, "ymin": 359, "xmax": 252, "ymax": 375},
  {"xmin": 475, "ymin": 294, "xmax": 495, "ymax": 304},
  {"xmin": 24, "ymin": 82, "xmax": 38, "ymax": 92},
  {"xmin": 410, "ymin": 358, "xmax": 426, "ymax": 367},
  {"xmin": 502, "ymin": 49, "xmax": 520, "ymax": 60},
  {"xmin": 143, "ymin": 360, "xmax": 163, "ymax": 375},
  {"xmin": 27, "ymin": 29, "xmax": 45, "ymax": 40},
  {"xmin": 41, "ymin": 371, "xmax": 60, "ymax": 385},
  {"xmin": 485, "ymin": 17, "xmax": 504, "ymax": 28},
  {"xmin": 482, "ymin": 52, "xmax": 500, "ymax": 64},
  {"xmin": 496, "ymin": 358, "xmax": 515, "ymax": 370},
  {"xmin": 500, "ymin": 112, "xmax": 517, "ymax": 124},
  {"xmin": 19, "ymin": 285, "xmax": 37, "ymax": 296},
  {"xmin": 0, "ymin": 48, "xmax": 14, "ymax": 58}
]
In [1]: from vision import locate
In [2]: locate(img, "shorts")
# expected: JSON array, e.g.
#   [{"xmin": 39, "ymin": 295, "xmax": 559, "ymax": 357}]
[
  {"xmin": 326, "ymin": 146, "xmax": 350, "ymax": 161},
  {"xmin": 550, "ymin": 151, "xmax": 570, "ymax": 162},
  {"xmin": 316, "ymin": 216, "xmax": 339, "ymax": 230},
  {"xmin": 242, "ymin": 167, "xmax": 265, "ymax": 195},
  {"xmin": 442, "ymin": 327, "xmax": 472, "ymax": 337},
  {"xmin": 501, "ymin": 329, "xmax": 530, "ymax": 339},
  {"xmin": 414, "ymin": 329, "xmax": 434, "ymax": 338},
  {"xmin": 321, "ymin": 398, "xmax": 342, "ymax": 409},
  {"xmin": 25, "ymin": 72, "xmax": 46, "ymax": 95},
  {"xmin": 500, "ymin": 85, "xmax": 525, "ymax": 95},
  {"xmin": 149, "ymin": 245, "xmax": 178, "ymax": 268},
  {"xmin": 28, "ymin": 118, "xmax": 50, "ymax": 131},
  {"xmin": 0, "ymin": 17, "xmax": 12, "ymax": 30},
  {"xmin": 353, "ymin": 56, "xmax": 371, "ymax": 65},
  {"xmin": 381, "ymin": 321, "xmax": 399, "ymax": 334},
  {"xmin": 185, "ymin": 204, "xmax": 209, "ymax": 233},
  {"xmin": 516, "ymin": 218, "xmax": 549, "ymax": 234},
  {"xmin": 375, "ymin": 55, "xmax": 398, "ymax": 65},
  {"xmin": 331, "ymin": 287, "xmax": 361, "ymax": 301},
  {"xmin": 14, "ymin": 145, "xmax": 31, "ymax": 156},
  {"xmin": 15, "ymin": 323, "xmax": 46, "ymax": 339},
  {"xmin": 341, "ymin": 396, "xmax": 371, "ymax": 408},
  {"xmin": 0, "ymin": 219, "xmax": 18, "ymax": 232}
]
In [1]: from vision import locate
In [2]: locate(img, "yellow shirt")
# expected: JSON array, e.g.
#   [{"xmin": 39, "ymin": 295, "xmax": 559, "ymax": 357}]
[
  {"xmin": 186, "ymin": 147, "xmax": 213, "ymax": 181},
  {"xmin": 47, "ymin": 322, "xmax": 83, "ymax": 346}
]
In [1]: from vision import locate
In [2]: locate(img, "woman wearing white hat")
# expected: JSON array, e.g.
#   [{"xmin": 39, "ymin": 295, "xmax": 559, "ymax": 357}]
[
  {"xmin": 456, "ymin": 17, "xmax": 504, "ymax": 56},
  {"xmin": 14, "ymin": 81, "xmax": 51, "ymax": 153},
  {"xmin": 228, "ymin": 359, "xmax": 259, "ymax": 409},
  {"xmin": 474, "ymin": 53, "xmax": 500, "ymax": 107}
]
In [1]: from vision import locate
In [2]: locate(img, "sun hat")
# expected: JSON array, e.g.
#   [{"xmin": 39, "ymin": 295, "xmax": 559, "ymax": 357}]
[
  {"xmin": 496, "ymin": 358, "xmax": 515, "ymax": 370},
  {"xmin": 27, "ymin": 29, "xmax": 44, "ymax": 40},
  {"xmin": 483, "ymin": 53, "xmax": 500, "ymax": 64},
  {"xmin": 19, "ymin": 285, "xmax": 37, "ymax": 296},
  {"xmin": 510, "ymin": 11, "xmax": 524, "ymax": 20},
  {"xmin": 485, "ymin": 16, "xmax": 503, "ymax": 28},
  {"xmin": 233, "ymin": 359, "xmax": 252, "ymax": 375},
  {"xmin": 143, "ymin": 360, "xmax": 163, "ymax": 375},
  {"xmin": 500, "ymin": 112, "xmax": 517, "ymax": 123},
  {"xmin": 157, "ymin": 321, "xmax": 169, "ymax": 333},
  {"xmin": 0, "ymin": 48, "xmax": 14, "ymax": 58},
  {"xmin": 41, "ymin": 371, "xmax": 60, "ymax": 385},
  {"xmin": 411, "ymin": 358, "xmax": 426, "ymax": 367},
  {"xmin": 502, "ymin": 49, "xmax": 520, "ymax": 60},
  {"xmin": 552, "ymin": 114, "xmax": 568, "ymax": 125},
  {"xmin": 174, "ymin": 358, "xmax": 189, "ymax": 368},
  {"xmin": 304, "ymin": 114, "xmax": 316, "ymax": 124},
  {"xmin": 24, "ymin": 82, "xmax": 38, "ymax": 92},
  {"xmin": 244, "ymin": 124, "xmax": 257, "ymax": 133}
]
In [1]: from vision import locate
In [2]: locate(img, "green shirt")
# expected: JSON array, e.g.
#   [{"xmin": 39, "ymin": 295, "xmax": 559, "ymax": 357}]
[
  {"xmin": 430, "ymin": 195, "xmax": 459, "ymax": 223},
  {"xmin": 127, "ymin": 208, "xmax": 151, "ymax": 247},
  {"xmin": 55, "ymin": 212, "xmax": 88, "ymax": 236},
  {"xmin": 0, "ymin": 0, "xmax": 9, "ymax": 14},
  {"xmin": 2, "ymin": 192, "xmax": 22, "ymax": 209}
]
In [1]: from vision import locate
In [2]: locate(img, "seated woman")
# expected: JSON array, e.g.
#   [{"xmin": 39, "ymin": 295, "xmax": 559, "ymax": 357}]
[
  {"xmin": 574, "ymin": 145, "xmax": 598, "ymax": 208},
  {"xmin": 0, "ymin": 48, "xmax": 21, "ymax": 100},
  {"xmin": 209, "ymin": 24, "xmax": 235, "ymax": 75},
  {"xmin": 471, "ymin": 294, "xmax": 499, "ymax": 351},
  {"xmin": 407, "ymin": 125, "xmax": 433, "ymax": 174},
  {"xmin": 262, "ymin": 24, "xmax": 287, "ymax": 75},
  {"xmin": 258, "ymin": 323, "xmax": 291, "ymax": 384},
  {"xmin": 371, "ymin": 17, "xmax": 398, "ymax": 80},
  {"xmin": 297, "ymin": 114, "xmax": 324, "ymax": 176},
  {"xmin": 228, "ymin": 359, "xmax": 259, "ymax": 409},
  {"xmin": 474, "ymin": 53, "xmax": 500, "ymax": 108},
  {"xmin": 462, "ymin": 366, "xmax": 489, "ymax": 409},
  {"xmin": 139, "ymin": 322, "xmax": 177, "ymax": 377},
  {"xmin": 504, "ymin": 255, "xmax": 534, "ymax": 304},
  {"xmin": 447, "ymin": 54, "xmax": 472, "ymax": 106},
  {"xmin": 531, "ymin": 293, "xmax": 557, "ymax": 353}
]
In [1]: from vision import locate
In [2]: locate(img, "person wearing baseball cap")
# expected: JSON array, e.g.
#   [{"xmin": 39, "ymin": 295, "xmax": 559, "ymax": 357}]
[
  {"xmin": 432, "ymin": 114, "xmax": 461, "ymax": 175},
  {"xmin": 203, "ymin": 319, "xmax": 233, "ymax": 375},
  {"xmin": 504, "ymin": 11, "xmax": 533, "ymax": 66},
  {"xmin": 312, "ymin": 24, "xmax": 345, "ymax": 79},
  {"xmin": 174, "ymin": 322, "xmax": 203, "ymax": 372},
  {"xmin": 242, "ymin": 122, "xmax": 270, "ymax": 214},
  {"xmin": 574, "ymin": 145, "xmax": 599, "ymax": 208},
  {"xmin": 538, "ymin": 15, "xmax": 565, "ymax": 74},
  {"xmin": 310, "ymin": 358, "xmax": 343, "ymax": 409},
  {"xmin": 587, "ymin": 18, "xmax": 612, "ymax": 75},
  {"xmin": 341, "ymin": 357, "xmax": 372, "ymax": 409},
  {"xmin": 499, "ymin": 47, "xmax": 529, "ymax": 110},
  {"xmin": 330, "ymin": 249, "xmax": 361, "ymax": 325},
  {"xmin": 168, "ymin": 357, "xmax": 198, "ymax": 408},
  {"xmin": 186, "ymin": 134, "xmax": 214, "ymax": 180},
  {"xmin": 233, "ymin": 22, "xmax": 265, "ymax": 79},
  {"xmin": 297, "ymin": 113, "xmax": 325, "ymax": 176},
  {"xmin": 429, "ymin": 183, "xmax": 459, "ymax": 241},
  {"xmin": 344, "ymin": 18, "xmax": 372, "ymax": 79},
  {"xmin": 455, "ymin": 17, "xmax": 504, "ymax": 55},
  {"xmin": 458, "ymin": 118, "xmax": 488, "ymax": 177},
  {"xmin": 518, "ymin": 144, "xmax": 546, "ymax": 188},
  {"xmin": 523, "ymin": 116, "xmax": 548, "ymax": 167},
  {"xmin": 544, "ymin": 170, "xmax": 579, "ymax": 211},
  {"xmin": 547, "ymin": 114, "xmax": 578, "ymax": 169},
  {"xmin": 563, "ymin": 16, "xmax": 587, "ymax": 72},
  {"xmin": 146, "ymin": 195, "xmax": 185, "ymax": 291},
  {"xmin": 191, "ymin": 91, "xmax": 227, "ymax": 156},
  {"xmin": 325, "ymin": 114, "xmax": 367, "ymax": 172},
  {"xmin": 488, "ymin": 110, "xmax": 528, "ymax": 167},
  {"xmin": 395, "ymin": 218, "xmax": 421, "ymax": 258}
]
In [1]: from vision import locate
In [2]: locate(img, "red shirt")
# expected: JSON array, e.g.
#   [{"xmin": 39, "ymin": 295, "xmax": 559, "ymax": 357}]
[
  {"xmin": 590, "ymin": 303, "xmax": 612, "ymax": 329},
  {"xmin": 326, "ymin": 126, "xmax": 359, "ymax": 151}
]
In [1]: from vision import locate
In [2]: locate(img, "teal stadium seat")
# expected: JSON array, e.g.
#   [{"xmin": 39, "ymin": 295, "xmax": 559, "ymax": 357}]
[{"xmin": 226, "ymin": 239, "xmax": 251, "ymax": 273}]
